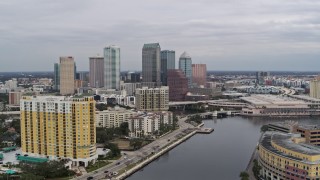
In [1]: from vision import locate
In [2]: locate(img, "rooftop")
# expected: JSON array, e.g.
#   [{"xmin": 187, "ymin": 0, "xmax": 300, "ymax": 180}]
[
  {"xmin": 297, "ymin": 124, "xmax": 320, "ymax": 131},
  {"xmin": 180, "ymin": 51, "xmax": 191, "ymax": 59},
  {"xmin": 16, "ymin": 155, "xmax": 48, "ymax": 163},
  {"xmin": 21, "ymin": 95, "xmax": 93, "ymax": 102},
  {"xmin": 260, "ymin": 132, "xmax": 320, "ymax": 164},
  {"xmin": 268, "ymin": 121, "xmax": 298, "ymax": 130},
  {"xmin": 240, "ymin": 94, "xmax": 308, "ymax": 107},
  {"xmin": 291, "ymin": 95, "xmax": 320, "ymax": 103},
  {"xmin": 143, "ymin": 43, "xmax": 160, "ymax": 49}
]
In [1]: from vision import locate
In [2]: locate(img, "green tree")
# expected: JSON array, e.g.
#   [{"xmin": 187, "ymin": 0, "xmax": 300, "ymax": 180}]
[
  {"xmin": 252, "ymin": 159, "xmax": 261, "ymax": 179},
  {"xmin": 0, "ymin": 114, "xmax": 8, "ymax": 123},
  {"xmin": 239, "ymin": 171, "xmax": 249, "ymax": 180},
  {"xmin": 260, "ymin": 125, "xmax": 269, "ymax": 132},
  {"xmin": 11, "ymin": 119, "xmax": 20, "ymax": 133},
  {"xmin": 19, "ymin": 161, "xmax": 74, "ymax": 178},
  {"xmin": 119, "ymin": 122, "xmax": 129, "ymax": 136},
  {"xmin": 95, "ymin": 103, "xmax": 110, "ymax": 111},
  {"xmin": 96, "ymin": 127, "xmax": 113, "ymax": 144},
  {"xmin": 104, "ymin": 143, "xmax": 121, "ymax": 158},
  {"xmin": 172, "ymin": 115, "xmax": 178, "ymax": 129},
  {"xmin": 130, "ymin": 139, "xmax": 143, "ymax": 150}
]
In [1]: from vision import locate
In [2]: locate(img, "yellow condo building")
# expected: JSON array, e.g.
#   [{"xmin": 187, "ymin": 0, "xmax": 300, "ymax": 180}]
[
  {"xmin": 259, "ymin": 132, "xmax": 320, "ymax": 180},
  {"xmin": 20, "ymin": 95, "xmax": 97, "ymax": 167}
]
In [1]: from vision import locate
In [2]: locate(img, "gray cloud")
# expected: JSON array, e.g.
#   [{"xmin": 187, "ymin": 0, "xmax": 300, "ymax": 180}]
[{"xmin": 0, "ymin": 0, "xmax": 320, "ymax": 71}]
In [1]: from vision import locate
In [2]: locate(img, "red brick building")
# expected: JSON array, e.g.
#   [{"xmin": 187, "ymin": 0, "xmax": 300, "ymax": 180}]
[{"xmin": 167, "ymin": 69, "xmax": 189, "ymax": 101}]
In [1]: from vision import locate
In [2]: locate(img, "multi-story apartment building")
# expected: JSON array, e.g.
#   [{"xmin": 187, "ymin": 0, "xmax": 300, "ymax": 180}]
[
  {"xmin": 268, "ymin": 122, "xmax": 320, "ymax": 146},
  {"xmin": 135, "ymin": 86, "xmax": 169, "ymax": 111},
  {"xmin": 179, "ymin": 52, "xmax": 192, "ymax": 87},
  {"xmin": 5, "ymin": 78, "xmax": 18, "ymax": 90},
  {"xmin": 192, "ymin": 64, "xmax": 207, "ymax": 87},
  {"xmin": 259, "ymin": 132, "xmax": 320, "ymax": 180},
  {"xmin": 104, "ymin": 45, "xmax": 120, "ymax": 90},
  {"xmin": 128, "ymin": 111, "xmax": 173, "ymax": 137},
  {"xmin": 310, "ymin": 77, "xmax": 320, "ymax": 99},
  {"xmin": 294, "ymin": 125, "xmax": 320, "ymax": 146},
  {"xmin": 59, "ymin": 57, "xmax": 75, "ymax": 95},
  {"xmin": 142, "ymin": 43, "xmax": 161, "ymax": 86},
  {"xmin": 9, "ymin": 91, "xmax": 22, "ymax": 106},
  {"xmin": 96, "ymin": 107, "xmax": 137, "ymax": 128},
  {"xmin": 160, "ymin": 50, "xmax": 175, "ymax": 86},
  {"xmin": 20, "ymin": 95, "xmax": 97, "ymax": 167}
]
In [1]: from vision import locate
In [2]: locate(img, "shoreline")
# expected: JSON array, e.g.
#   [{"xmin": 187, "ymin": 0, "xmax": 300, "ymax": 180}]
[{"xmin": 116, "ymin": 123, "xmax": 206, "ymax": 180}]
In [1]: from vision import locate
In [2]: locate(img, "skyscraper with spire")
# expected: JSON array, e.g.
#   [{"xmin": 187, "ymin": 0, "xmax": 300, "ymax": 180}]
[{"xmin": 179, "ymin": 52, "xmax": 192, "ymax": 87}]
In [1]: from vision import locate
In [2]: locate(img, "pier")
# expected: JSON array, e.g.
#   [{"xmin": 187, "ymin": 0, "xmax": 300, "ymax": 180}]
[{"xmin": 196, "ymin": 128, "xmax": 214, "ymax": 134}]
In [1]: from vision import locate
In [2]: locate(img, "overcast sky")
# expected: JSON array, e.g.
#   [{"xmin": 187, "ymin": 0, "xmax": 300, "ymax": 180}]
[{"xmin": 0, "ymin": 0, "xmax": 320, "ymax": 72}]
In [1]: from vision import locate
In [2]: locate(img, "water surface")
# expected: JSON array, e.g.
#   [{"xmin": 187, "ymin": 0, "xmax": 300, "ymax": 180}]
[{"xmin": 128, "ymin": 117, "xmax": 320, "ymax": 180}]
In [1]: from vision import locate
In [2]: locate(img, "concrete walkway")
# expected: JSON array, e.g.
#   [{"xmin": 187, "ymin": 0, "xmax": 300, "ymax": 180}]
[{"xmin": 246, "ymin": 149, "xmax": 258, "ymax": 180}]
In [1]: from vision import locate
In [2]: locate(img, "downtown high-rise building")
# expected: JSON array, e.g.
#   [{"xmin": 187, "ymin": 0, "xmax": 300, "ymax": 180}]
[
  {"xmin": 179, "ymin": 52, "xmax": 193, "ymax": 87},
  {"xmin": 104, "ymin": 45, "xmax": 120, "ymax": 90},
  {"xmin": 54, "ymin": 63, "xmax": 60, "ymax": 90},
  {"xmin": 89, "ymin": 56, "xmax": 104, "ymax": 88},
  {"xmin": 192, "ymin": 64, "xmax": 207, "ymax": 87},
  {"xmin": 142, "ymin": 43, "xmax": 161, "ymax": 86},
  {"xmin": 167, "ymin": 69, "xmax": 189, "ymax": 101},
  {"xmin": 160, "ymin": 50, "xmax": 175, "ymax": 86},
  {"xmin": 20, "ymin": 95, "xmax": 97, "ymax": 167},
  {"xmin": 256, "ymin": 71, "xmax": 270, "ymax": 86},
  {"xmin": 59, "ymin": 56, "xmax": 75, "ymax": 95},
  {"xmin": 310, "ymin": 76, "xmax": 320, "ymax": 99}
]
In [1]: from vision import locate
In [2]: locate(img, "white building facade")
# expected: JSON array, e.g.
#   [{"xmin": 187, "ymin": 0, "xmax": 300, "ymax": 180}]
[
  {"xmin": 96, "ymin": 108, "xmax": 137, "ymax": 128},
  {"xmin": 128, "ymin": 111, "xmax": 173, "ymax": 138}
]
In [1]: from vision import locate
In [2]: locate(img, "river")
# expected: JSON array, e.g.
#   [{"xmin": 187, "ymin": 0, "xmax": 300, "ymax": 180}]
[{"xmin": 127, "ymin": 116, "xmax": 320, "ymax": 180}]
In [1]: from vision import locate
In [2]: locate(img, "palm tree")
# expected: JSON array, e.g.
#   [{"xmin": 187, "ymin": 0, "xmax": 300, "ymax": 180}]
[{"xmin": 239, "ymin": 171, "xmax": 249, "ymax": 180}]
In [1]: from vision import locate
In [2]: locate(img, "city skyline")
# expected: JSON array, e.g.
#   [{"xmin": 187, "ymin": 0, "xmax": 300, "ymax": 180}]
[{"xmin": 0, "ymin": 0, "xmax": 320, "ymax": 72}]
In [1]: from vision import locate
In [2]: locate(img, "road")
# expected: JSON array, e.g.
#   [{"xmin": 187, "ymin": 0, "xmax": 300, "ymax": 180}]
[
  {"xmin": 280, "ymin": 87, "xmax": 295, "ymax": 95},
  {"xmin": 75, "ymin": 116, "xmax": 194, "ymax": 180}
]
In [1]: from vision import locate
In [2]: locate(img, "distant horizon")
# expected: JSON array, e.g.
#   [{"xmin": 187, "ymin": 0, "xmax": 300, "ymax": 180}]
[{"xmin": 1, "ymin": 70, "xmax": 320, "ymax": 73}]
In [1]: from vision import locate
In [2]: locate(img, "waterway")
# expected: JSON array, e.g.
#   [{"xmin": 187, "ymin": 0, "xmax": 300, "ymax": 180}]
[{"xmin": 127, "ymin": 116, "xmax": 320, "ymax": 180}]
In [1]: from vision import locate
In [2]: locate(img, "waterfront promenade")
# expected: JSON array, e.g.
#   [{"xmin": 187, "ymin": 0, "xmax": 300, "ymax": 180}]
[
  {"xmin": 245, "ymin": 134, "xmax": 263, "ymax": 180},
  {"xmin": 75, "ymin": 116, "xmax": 201, "ymax": 180}
]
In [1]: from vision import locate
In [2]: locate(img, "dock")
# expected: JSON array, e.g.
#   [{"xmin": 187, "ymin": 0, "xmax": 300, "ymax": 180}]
[{"xmin": 196, "ymin": 128, "xmax": 214, "ymax": 134}]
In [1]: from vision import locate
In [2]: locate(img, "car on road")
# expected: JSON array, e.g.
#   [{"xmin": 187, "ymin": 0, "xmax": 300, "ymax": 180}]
[
  {"xmin": 87, "ymin": 176, "xmax": 93, "ymax": 180},
  {"xmin": 112, "ymin": 171, "xmax": 118, "ymax": 176},
  {"xmin": 104, "ymin": 170, "xmax": 109, "ymax": 173},
  {"xmin": 116, "ymin": 162, "xmax": 120, "ymax": 165}
]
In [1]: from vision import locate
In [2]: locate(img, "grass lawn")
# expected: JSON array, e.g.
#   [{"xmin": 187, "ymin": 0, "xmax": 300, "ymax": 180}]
[
  {"xmin": 106, "ymin": 155, "xmax": 122, "ymax": 160},
  {"xmin": 111, "ymin": 139, "xmax": 131, "ymax": 150},
  {"xmin": 86, "ymin": 160, "xmax": 111, "ymax": 172}
]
